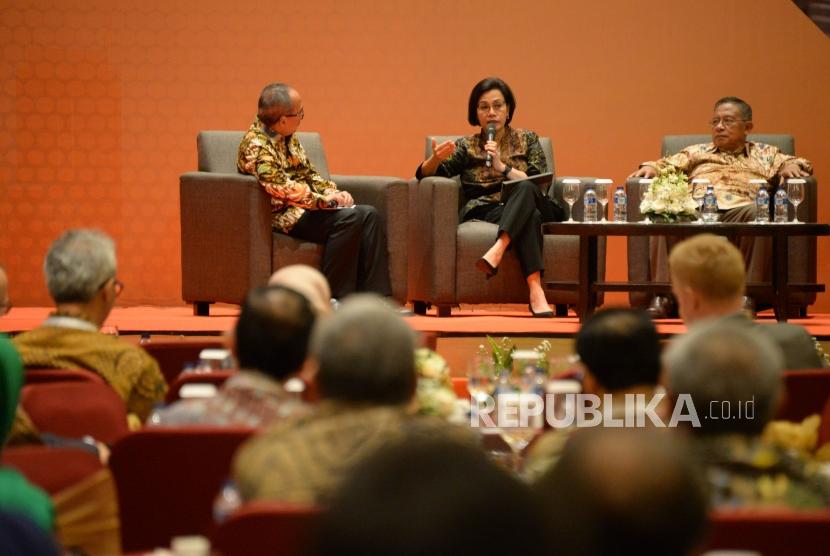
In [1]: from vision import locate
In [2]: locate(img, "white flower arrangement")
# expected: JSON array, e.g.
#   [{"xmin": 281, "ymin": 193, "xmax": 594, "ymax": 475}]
[
  {"xmin": 639, "ymin": 169, "xmax": 699, "ymax": 223},
  {"xmin": 414, "ymin": 348, "xmax": 457, "ymax": 418}
]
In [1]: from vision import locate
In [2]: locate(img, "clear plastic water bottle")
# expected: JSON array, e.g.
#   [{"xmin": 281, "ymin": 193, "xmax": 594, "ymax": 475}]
[
  {"xmin": 493, "ymin": 368, "xmax": 513, "ymax": 398},
  {"xmin": 774, "ymin": 184, "xmax": 788, "ymax": 223},
  {"xmin": 702, "ymin": 184, "xmax": 719, "ymax": 223},
  {"xmin": 751, "ymin": 179, "xmax": 769, "ymax": 224},
  {"xmin": 213, "ymin": 479, "xmax": 242, "ymax": 524},
  {"xmin": 613, "ymin": 185, "xmax": 627, "ymax": 223},
  {"xmin": 583, "ymin": 185, "xmax": 598, "ymax": 222}
]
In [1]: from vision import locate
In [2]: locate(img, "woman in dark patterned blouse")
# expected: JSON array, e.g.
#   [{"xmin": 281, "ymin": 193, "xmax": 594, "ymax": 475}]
[{"xmin": 416, "ymin": 77, "xmax": 557, "ymax": 317}]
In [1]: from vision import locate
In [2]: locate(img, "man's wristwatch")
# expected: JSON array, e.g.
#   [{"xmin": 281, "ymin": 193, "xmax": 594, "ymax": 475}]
[{"xmin": 502, "ymin": 165, "xmax": 512, "ymax": 178}]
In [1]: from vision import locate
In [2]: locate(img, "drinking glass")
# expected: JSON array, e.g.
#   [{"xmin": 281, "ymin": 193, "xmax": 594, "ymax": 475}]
[
  {"xmin": 788, "ymin": 179, "xmax": 805, "ymax": 223},
  {"xmin": 467, "ymin": 354, "xmax": 495, "ymax": 403},
  {"xmin": 638, "ymin": 179, "xmax": 653, "ymax": 223},
  {"xmin": 495, "ymin": 391, "xmax": 543, "ymax": 473},
  {"xmin": 594, "ymin": 179, "xmax": 612, "ymax": 223},
  {"xmin": 561, "ymin": 179, "xmax": 581, "ymax": 223}
]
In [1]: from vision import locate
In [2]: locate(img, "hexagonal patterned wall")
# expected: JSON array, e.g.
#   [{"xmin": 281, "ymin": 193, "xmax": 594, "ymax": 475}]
[{"xmin": 1, "ymin": 1, "xmax": 829, "ymax": 310}]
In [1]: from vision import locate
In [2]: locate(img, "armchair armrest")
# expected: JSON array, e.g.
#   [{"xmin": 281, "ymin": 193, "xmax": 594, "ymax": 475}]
[
  {"xmin": 331, "ymin": 174, "xmax": 410, "ymax": 301},
  {"xmin": 180, "ymin": 172, "xmax": 273, "ymax": 304},
  {"xmin": 408, "ymin": 176, "xmax": 462, "ymax": 303},
  {"xmin": 625, "ymin": 177, "xmax": 647, "ymax": 222}
]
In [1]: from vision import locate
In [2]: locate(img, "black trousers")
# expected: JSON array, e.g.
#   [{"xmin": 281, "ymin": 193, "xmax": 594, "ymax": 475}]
[
  {"xmin": 464, "ymin": 180, "xmax": 555, "ymax": 278},
  {"xmin": 288, "ymin": 205, "xmax": 392, "ymax": 299}
]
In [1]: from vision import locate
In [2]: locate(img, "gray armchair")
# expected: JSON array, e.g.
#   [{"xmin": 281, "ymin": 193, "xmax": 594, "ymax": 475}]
[
  {"xmin": 627, "ymin": 134, "xmax": 818, "ymax": 315},
  {"xmin": 408, "ymin": 135, "xmax": 605, "ymax": 317},
  {"xmin": 180, "ymin": 131, "xmax": 409, "ymax": 315}
]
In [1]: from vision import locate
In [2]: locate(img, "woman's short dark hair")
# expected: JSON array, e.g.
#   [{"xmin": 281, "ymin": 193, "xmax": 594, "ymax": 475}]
[{"xmin": 467, "ymin": 77, "xmax": 516, "ymax": 126}]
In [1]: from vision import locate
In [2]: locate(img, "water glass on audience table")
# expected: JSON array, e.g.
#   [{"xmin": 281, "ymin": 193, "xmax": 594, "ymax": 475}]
[
  {"xmin": 638, "ymin": 179, "xmax": 653, "ymax": 223},
  {"xmin": 561, "ymin": 179, "xmax": 581, "ymax": 223},
  {"xmin": 594, "ymin": 179, "xmax": 612, "ymax": 223},
  {"xmin": 788, "ymin": 179, "xmax": 805, "ymax": 223},
  {"xmin": 467, "ymin": 354, "xmax": 495, "ymax": 403}
]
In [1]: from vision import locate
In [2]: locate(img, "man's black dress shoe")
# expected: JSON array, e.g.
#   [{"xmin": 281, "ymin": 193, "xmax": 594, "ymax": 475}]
[
  {"xmin": 646, "ymin": 295, "xmax": 674, "ymax": 319},
  {"xmin": 529, "ymin": 304, "xmax": 555, "ymax": 318},
  {"xmin": 475, "ymin": 258, "xmax": 498, "ymax": 279}
]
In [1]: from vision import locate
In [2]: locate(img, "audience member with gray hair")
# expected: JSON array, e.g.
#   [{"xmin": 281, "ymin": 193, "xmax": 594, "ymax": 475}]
[
  {"xmin": 232, "ymin": 294, "xmax": 468, "ymax": 504},
  {"xmin": 664, "ymin": 319, "xmax": 830, "ymax": 508},
  {"xmin": 13, "ymin": 229, "xmax": 166, "ymax": 422}
]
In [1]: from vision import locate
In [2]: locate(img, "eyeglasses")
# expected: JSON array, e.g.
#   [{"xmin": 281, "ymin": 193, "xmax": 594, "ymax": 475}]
[
  {"xmin": 709, "ymin": 117, "xmax": 745, "ymax": 128},
  {"xmin": 97, "ymin": 276, "xmax": 124, "ymax": 298},
  {"xmin": 0, "ymin": 301, "xmax": 11, "ymax": 316},
  {"xmin": 477, "ymin": 101, "xmax": 506, "ymax": 113},
  {"xmin": 285, "ymin": 107, "xmax": 304, "ymax": 121}
]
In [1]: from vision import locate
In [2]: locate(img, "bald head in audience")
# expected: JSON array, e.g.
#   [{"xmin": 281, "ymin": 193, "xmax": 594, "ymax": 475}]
[
  {"xmin": 268, "ymin": 264, "xmax": 332, "ymax": 317},
  {"xmin": 536, "ymin": 428, "xmax": 708, "ymax": 556}
]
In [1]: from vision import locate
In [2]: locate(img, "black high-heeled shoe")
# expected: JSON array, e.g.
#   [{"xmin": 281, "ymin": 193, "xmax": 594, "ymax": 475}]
[
  {"xmin": 528, "ymin": 304, "xmax": 555, "ymax": 318},
  {"xmin": 475, "ymin": 258, "xmax": 498, "ymax": 280}
]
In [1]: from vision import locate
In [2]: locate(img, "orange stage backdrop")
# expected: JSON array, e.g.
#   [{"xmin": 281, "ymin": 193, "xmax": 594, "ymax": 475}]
[{"xmin": 1, "ymin": 0, "xmax": 828, "ymax": 310}]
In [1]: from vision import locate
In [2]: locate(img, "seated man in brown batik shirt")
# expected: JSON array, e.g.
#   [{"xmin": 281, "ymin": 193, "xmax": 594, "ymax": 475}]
[{"xmin": 629, "ymin": 96, "xmax": 812, "ymax": 317}]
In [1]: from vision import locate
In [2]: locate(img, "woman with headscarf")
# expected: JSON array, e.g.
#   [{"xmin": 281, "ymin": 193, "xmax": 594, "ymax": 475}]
[{"xmin": 0, "ymin": 335, "xmax": 54, "ymax": 532}]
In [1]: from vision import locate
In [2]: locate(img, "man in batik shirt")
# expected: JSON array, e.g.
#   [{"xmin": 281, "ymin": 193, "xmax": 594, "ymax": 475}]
[
  {"xmin": 629, "ymin": 96, "xmax": 812, "ymax": 317},
  {"xmin": 237, "ymin": 83, "xmax": 391, "ymax": 300}
]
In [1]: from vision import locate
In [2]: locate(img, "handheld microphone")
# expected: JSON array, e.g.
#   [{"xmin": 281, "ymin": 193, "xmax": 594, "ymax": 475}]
[{"xmin": 485, "ymin": 123, "xmax": 496, "ymax": 167}]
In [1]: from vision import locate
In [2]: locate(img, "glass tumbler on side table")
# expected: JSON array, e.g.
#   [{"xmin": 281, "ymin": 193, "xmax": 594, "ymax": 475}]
[
  {"xmin": 561, "ymin": 179, "xmax": 581, "ymax": 223},
  {"xmin": 788, "ymin": 179, "xmax": 805, "ymax": 223},
  {"xmin": 594, "ymin": 179, "xmax": 612, "ymax": 223}
]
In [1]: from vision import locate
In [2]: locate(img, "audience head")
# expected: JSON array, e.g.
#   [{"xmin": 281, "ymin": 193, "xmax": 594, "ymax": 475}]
[
  {"xmin": 664, "ymin": 319, "xmax": 784, "ymax": 435},
  {"xmin": 43, "ymin": 229, "xmax": 120, "ymax": 326},
  {"xmin": 311, "ymin": 294, "xmax": 416, "ymax": 406},
  {"xmin": 711, "ymin": 96, "xmax": 753, "ymax": 151},
  {"xmin": 315, "ymin": 437, "xmax": 546, "ymax": 556},
  {"xmin": 268, "ymin": 264, "xmax": 332, "ymax": 318},
  {"xmin": 576, "ymin": 308, "xmax": 661, "ymax": 393},
  {"xmin": 536, "ymin": 427, "xmax": 708, "ymax": 556},
  {"xmin": 669, "ymin": 234, "xmax": 745, "ymax": 323},
  {"xmin": 0, "ymin": 266, "xmax": 9, "ymax": 316},
  {"xmin": 468, "ymin": 76, "xmax": 516, "ymax": 128},
  {"xmin": 234, "ymin": 285, "xmax": 315, "ymax": 382}
]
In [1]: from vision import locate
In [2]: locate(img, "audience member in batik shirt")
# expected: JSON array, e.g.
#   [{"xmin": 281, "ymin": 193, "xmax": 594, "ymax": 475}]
[
  {"xmin": 151, "ymin": 285, "xmax": 315, "ymax": 427},
  {"xmin": 13, "ymin": 229, "xmax": 166, "ymax": 424}
]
